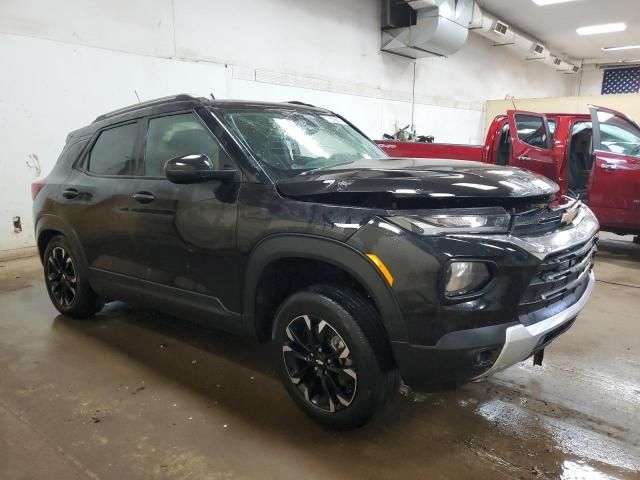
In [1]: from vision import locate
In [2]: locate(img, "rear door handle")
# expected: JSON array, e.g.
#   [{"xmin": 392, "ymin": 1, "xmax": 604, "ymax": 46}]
[
  {"xmin": 62, "ymin": 188, "xmax": 79, "ymax": 199},
  {"xmin": 601, "ymin": 163, "xmax": 617, "ymax": 171},
  {"xmin": 519, "ymin": 155, "xmax": 532, "ymax": 161},
  {"xmin": 132, "ymin": 191, "xmax": 155, "ymax": 204}
]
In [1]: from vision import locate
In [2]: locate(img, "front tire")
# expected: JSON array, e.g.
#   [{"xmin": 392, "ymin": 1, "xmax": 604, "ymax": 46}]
[
  {"xmin": 272, "ymin": 285, "xmax": 398, "ymax": 430},
  {"xmin": 43, "ymin": 235, "xmax": 104, "ymax": 318}
]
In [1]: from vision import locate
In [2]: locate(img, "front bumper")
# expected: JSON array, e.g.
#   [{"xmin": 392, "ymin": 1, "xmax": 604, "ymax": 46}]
[
  {"xmin": 391, "ymin": 270, "xmax": 595, "ymax": 389},
  {"xmin": 383, "ymin": 206, "xmax": 599, "ymax": 390},
  {"xmin": 473, "ymin": 269, "xmax": 595, "ymax": 379}
]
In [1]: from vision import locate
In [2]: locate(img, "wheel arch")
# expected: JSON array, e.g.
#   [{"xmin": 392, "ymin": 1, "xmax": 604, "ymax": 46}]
[
  {"xmin": 243, "ymin": 234, "xmax": 408, "ymax": 345},
  {"xmin": 35, "ymin": 215, "xmax": 87, "ymax": 267}
]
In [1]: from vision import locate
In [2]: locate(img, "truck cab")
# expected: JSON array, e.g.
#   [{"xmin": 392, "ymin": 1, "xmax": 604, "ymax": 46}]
[
  {"xmin": 377, "ymin": 106, "xmax": 640, "ymax": 237},
  {"xmin": 486, "ymin": 107, "xmax": 640, "ymax": 236}
]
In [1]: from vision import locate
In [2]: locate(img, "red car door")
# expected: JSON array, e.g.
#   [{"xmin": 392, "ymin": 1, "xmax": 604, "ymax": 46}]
[
  {"xmin": 588, "ymin": 105, "xmax": 640, "ymax": 231},
  {"xmin": 507, "ymin": 110, "xmax": 558, "ymax": 181}
]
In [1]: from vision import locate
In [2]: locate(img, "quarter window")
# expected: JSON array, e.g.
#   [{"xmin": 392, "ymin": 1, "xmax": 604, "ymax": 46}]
[
  {"xmin": 514, "ymin": 114, "xmax": 550, "ymax": 150},
  {"xmin": 144, "ymin": 113, "xmax": 229, "ymax": 177},
  {"xmin": 88, "ymin": 123, "xmax": 138, "ymax": 175}
]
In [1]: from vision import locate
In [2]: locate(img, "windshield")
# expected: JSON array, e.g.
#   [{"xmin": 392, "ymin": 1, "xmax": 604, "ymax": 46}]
[{"xmin": 219, "ymin": 108, "xmax": 386, "ymax": 179}]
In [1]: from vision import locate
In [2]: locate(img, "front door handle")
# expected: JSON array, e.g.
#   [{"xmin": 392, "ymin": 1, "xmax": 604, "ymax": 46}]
[
  {"xmin": 601, "ymin": 163, "xmax": 617, "ymax": 171},
  {"xmin": 132, "ymin": 191, "xmax": 155, "ymax": 204},
  {"xmin": 62, "ymin": 188, "xmax": 79, "ymax": 199},
  {"xmin": 519, "ymin": 155, "xmax": 532, "ymax": 161}
]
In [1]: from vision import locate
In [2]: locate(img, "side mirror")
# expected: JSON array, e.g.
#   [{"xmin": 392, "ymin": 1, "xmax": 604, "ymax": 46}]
[{"xmin": 164, "ymin": 154, "xmax": 239, "ymax": 184}]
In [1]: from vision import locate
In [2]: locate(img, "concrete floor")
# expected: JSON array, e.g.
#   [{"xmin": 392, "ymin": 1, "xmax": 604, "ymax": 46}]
[{"xmin": 1, "ymin": 233, "xmax": 639, "ymax": 480}]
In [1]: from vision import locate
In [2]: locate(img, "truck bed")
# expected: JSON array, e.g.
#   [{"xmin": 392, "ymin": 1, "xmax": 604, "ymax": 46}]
[{"xmin": 375, "ymin": 140, "xmax": 484, "ymax": 162}]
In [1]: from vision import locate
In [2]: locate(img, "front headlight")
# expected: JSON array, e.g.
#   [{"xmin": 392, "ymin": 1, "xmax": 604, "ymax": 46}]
[
  {"xmin": 445, "ymin": 261, "xmax": 492, "ymax": 297},
  {"xmin": 385, "ymin": 207, "xmax": 510, "ymax": 236}
]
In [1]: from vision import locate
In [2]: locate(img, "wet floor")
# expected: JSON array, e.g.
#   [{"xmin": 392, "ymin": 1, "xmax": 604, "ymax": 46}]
[{"xmin": 1, "ymin": 233, "xmax": 639, "ymax": 479}]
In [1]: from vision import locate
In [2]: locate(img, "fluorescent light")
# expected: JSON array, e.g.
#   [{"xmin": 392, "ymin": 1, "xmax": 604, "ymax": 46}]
[
  {"xmin": 532, "ymin": 0, "xmax": 580, "ymax": 5},
  {"xmin": 602, "ymin": 45, "xmax": 640, "ymax": 51},
  {"xmin": 576, "ymin": 23, "xmax": 627, "ymax": 36}
]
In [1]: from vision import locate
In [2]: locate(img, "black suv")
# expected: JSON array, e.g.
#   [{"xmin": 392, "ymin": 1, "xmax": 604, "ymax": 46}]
[{"xmin": 33, "ymin": 95, "xmax": 598, "ymax": 429}]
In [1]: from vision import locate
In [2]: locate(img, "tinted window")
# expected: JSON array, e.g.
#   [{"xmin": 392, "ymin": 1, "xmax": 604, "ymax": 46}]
[
  {"xmin": 596, "ymin": 111, "xmax": 640, "ymax": 157},
  {"xmin": 144, "ymin": 113, "xmax": 229, "ymax": 177},
  {"xmin": 515, "ymin": 114, "xmax": 549, "ymax": 150},
  {"xmin": 58, "ymin": 140, "xmax": 88, "ymax": 167},
  {"xmin": 89, "ymin": 123, "xmax": 138, "ymax": 175}
]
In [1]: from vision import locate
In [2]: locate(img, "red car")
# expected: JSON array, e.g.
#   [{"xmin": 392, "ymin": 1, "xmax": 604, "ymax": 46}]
[{"xmin": 377, "ymin": 106, "xmax": 640, "ymax": 238}]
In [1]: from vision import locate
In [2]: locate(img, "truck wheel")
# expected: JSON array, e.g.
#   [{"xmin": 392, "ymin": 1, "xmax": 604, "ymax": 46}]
[
  {"xmin": 43, "ymin": 235, "xmax": 104, "ymax": 318},
  {"xmin": 272, "ymin": 284, "xmax": 399, "ymax": 430}
]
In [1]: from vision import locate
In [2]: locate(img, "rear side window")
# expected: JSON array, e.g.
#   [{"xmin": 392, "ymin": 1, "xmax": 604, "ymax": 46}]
[
  {"xmin": 144, "ymin": 113, "xmax": 229, "ymax": 177},
  {"xmin": 515, "ymin": 114, "xmax": 550, "ymax": 150},
  {"xmin": 58, "ymin": 140, "xmax": 88, "ymax": 167},
  {"xmin": 88, "ymin": 123, "xmax": 138, "ymax": 175}
]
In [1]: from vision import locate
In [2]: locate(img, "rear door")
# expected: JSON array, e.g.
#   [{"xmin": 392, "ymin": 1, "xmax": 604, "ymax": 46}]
[
  {"xmin": 68, "ymin": 120, "xmax": 146, "ymax": 278},
  {"xmin": 507, "ymin": 110, "xmax": 558, "ymax": 181},
  {"xmin": 588, "ymin": 105, "xmax": 640, "ymax": 231}
]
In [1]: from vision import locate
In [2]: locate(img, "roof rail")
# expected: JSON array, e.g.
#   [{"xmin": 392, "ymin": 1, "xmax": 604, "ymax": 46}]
[
  {"xmin": 286, "ymin": 101, "xmax": 317, "ymax": 108},
  {"xmin": 93, "ymin": 94, "xmax": 200, "ymax": 123}
]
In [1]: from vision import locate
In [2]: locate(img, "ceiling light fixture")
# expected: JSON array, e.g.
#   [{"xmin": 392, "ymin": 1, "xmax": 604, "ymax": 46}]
[
  {"xmin": 577, "ymin": 23, "xmax": 627, "ymax": 36},
  {"xmin": 602, "ymin": 45, "xmax": 640, "ymax": 51},
  {"xmin": 532, "ymin": 0, "xmax": 581, "ymax": 5}
]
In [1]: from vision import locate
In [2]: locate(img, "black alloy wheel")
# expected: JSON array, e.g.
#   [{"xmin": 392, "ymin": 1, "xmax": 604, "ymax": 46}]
[
  {"xmin": 43, "ymin": 235, "xmax": 104, "ymax": 318},
  {"xmin": 47, "ymin": 246, "xmax": 78, "ymax": 307},
  {"xmin": 282, "ymin": 314, "xmax": 357, "ymax": 413},
  {"xmin": 273, "ymin": 285, "xmax": 399, "ymax": 430}
]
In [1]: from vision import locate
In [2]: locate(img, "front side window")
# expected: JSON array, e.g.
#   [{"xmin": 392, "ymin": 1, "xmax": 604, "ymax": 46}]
[
  {"xmin": 144, "ymin": 113, "xmax": 230, "ymax": 177},
  {"xmin": 220, "ymin": 109, "xmax": 385, "ymax": 179},
  {"xmin": 514, "ymin": 114, "xmax": 549, "ymax": 150},
  {"xmin": 89, "ymin": 123, "xmax": 138, "ymax": 175},
  {"xmin": 596, "ymin": 112, "xmax": 640, "ymax": 157}
]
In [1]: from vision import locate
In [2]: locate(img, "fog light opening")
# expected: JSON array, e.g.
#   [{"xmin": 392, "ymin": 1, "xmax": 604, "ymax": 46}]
[{"xmin": 445, "ymin": 261, "xmax": 492, "ymax": 297}]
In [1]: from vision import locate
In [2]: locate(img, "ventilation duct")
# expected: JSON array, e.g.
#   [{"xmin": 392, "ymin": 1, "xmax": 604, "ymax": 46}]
[
  {"xmin": 381, "ymin": 0, "xmax": 475, "ymax": 58},
  {"xmin": 469, "ymin": 3, "xmax": 579, "ymax": 72}
]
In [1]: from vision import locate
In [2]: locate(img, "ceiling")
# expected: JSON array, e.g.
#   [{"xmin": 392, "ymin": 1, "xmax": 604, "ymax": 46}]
[{"xmin": 477, "ymin": 0, "xmax": 640, "ymax": 64}]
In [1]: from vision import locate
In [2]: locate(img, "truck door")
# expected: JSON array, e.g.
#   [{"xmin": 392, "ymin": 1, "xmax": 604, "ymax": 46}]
[
  {"xmin": 507, "ymin": 110, "xmax": 557, "ymax": 181},
  {"xmin": 588, "ymin": 105, "xmax": 640, "ymax": 231}
]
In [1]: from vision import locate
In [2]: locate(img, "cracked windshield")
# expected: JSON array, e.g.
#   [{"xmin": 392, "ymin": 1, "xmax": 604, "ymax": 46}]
[{"xmin": 221, "ymin": 109, "xmax": 385, "ymax": 179}]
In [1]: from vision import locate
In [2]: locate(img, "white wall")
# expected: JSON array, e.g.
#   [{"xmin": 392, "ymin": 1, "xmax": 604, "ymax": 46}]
[
  {"xmin": 0, "ymin": 0, "xmax": 574, "ymax": 253},
  {"xmin": 579, "ymin": 67, "xmax": 605, "ymax": 96}
]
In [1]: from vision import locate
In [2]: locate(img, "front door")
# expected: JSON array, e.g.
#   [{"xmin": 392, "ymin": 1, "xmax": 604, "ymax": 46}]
[
  {"xmin": 588, "ymin": 106, "xmax": 640, "ymax": 231},
  {"xmin": 507, "ymin": 110, "xmax": 558, "ymax": 181},
  {"xmin": 130, "ymin": 111, "xmax": 243, "ymax": 329}
]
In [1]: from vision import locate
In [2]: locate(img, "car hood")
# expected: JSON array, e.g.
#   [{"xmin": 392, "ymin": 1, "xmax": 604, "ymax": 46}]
[{"xmin": 276, "ymin": 158, "xmax": 559, "ymax": 201}]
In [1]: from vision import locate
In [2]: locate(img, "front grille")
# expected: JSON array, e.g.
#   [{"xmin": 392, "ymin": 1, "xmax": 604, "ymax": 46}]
[
  {"xmin": 511, "ymin": 207, "xmax": 563, "ymax": 236},
  {"xmin": 518, "ymin": 236, "xmax": 597, "ymax": 326}
]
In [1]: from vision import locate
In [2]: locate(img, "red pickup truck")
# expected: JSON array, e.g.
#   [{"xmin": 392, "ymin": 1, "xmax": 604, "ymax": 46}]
[{"xmin": 376, "ymin": 106, "xmax": 640, "ymax": 237}]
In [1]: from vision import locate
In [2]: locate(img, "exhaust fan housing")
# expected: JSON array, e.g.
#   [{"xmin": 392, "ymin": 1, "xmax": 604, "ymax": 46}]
[
  {"xmin": 493, "ymin": 20, "xmax": 509, "ymax": 36},
  {"xmin": 381, "ymin": 0, "xmax": 474, "ymax": 58},
  {"xmin": 532, "ymin": 43, "xmax": 545, "ymax": 56}
]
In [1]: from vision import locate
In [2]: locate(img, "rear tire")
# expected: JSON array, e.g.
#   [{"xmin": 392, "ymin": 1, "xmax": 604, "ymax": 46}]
[
  {"xmin": 272, "ymin": 284, "xmax": 399, "ymax": 430},
  {"xmin": 43, "ymin": 235, "xmax": 104, "ymax": 318}
]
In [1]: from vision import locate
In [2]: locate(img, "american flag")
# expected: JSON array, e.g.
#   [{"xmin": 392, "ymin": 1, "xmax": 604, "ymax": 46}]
[{"xmin": 602, "ymin": 67, "xmax": 640, "ymax": 95}]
